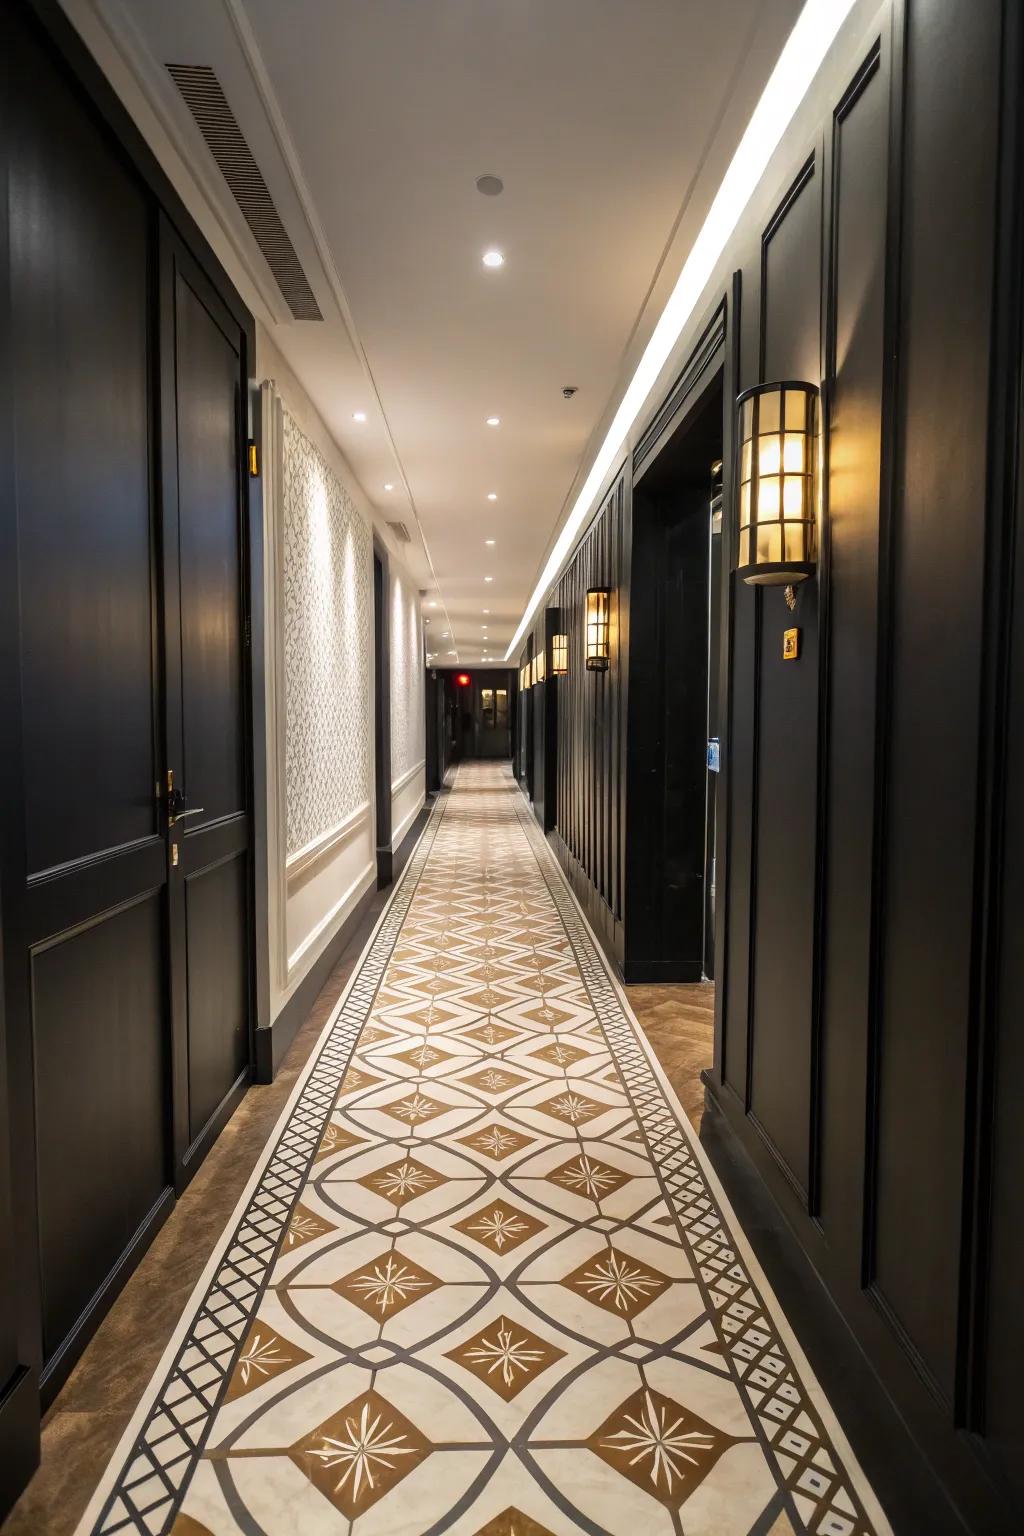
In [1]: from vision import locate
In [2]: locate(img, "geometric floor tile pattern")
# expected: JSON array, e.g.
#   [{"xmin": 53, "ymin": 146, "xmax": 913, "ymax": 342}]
[{"xmin": 75, "ymin": 763, "xmax": 891, "ymax": 1536}]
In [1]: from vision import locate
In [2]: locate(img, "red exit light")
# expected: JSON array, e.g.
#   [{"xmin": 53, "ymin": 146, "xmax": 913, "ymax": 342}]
[{"xmin": 456, "ymin": 673, "xmax": 471, "ymax": 687}]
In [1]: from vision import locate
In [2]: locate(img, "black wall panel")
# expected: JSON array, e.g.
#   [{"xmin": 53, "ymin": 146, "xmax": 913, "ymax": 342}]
[
  {"xmin": 747, "ymin": 156, "xmax": 822, "ymax": 1194},
  {"xmin": 552, "ymin": 471, "xmax": 630, "ymax": 965}
]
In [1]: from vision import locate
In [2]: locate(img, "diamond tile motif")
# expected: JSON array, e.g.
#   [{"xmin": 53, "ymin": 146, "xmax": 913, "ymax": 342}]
[
  {"xmin": 333, "ymin": 1249, "xmax": 441, "ymax": 1318},
  {"xmin": 446, "ymin": 1315, "xmax": 565, "ymax": 1400},
  {"xmin": 358, "ymin": 1157, "xmax": 445, "ymax": 1207},
  {"xmin": 223, "ymin": 1321, "xmax": 312, "ymax": 1403},
  {"xmin": 472, "ymin": 1511, "xmax": 556, "ymax": 1536},
  {"xmin": 283, "ymin": 1202, "xmax": 334, "ymax": 1252},
  {"xmin": 313, "ymin": 1122, "xmax": 365, "ymax": 1164},
  {"xmin": 561, "ymin": 1247, "xmax": 670, "ymax": 1318},
  {"xmin": 392, "ymin": 1041, "xmax": 456, "ymax": 1071},
  {"xmin": 379, "ymin": 1090, "xmax": 450, "ymax": 1125},
  {"xmin": 457, "ymin": 1124, "xmax": 537, "ymax": 1161},
  {"xmin": 589, "ymin": 1386, "xmax": 734, "ymax": 1510},
  {"xmin": 460, "ymin": 1066, "xmax": 530, "ymax": 1096},
  {"xmin": 339, "ymin": 1065, "xmax": 384, "ymax": 1096},
  {"xmin": 546, "ymin": 1152, "xmax": 631, "ymax": 1201},
  {"xmin": 453, "ymin": 1198, "xmax": 546, "ymax": 1253},
  {"xmin": 289, "ymin": 1389, "xmax": 431, "ymax": 1517},
  {"xmin": 530, "ymin": 1041, "xmax": 589, "ymax": 1068},
  {"xmin": 462, "ymin": 1021, "xmax": 519, "ymax": 1046},
  {"xmin": 537, "ymin": 1088, "xmax": 607, "ymax": 1126}
]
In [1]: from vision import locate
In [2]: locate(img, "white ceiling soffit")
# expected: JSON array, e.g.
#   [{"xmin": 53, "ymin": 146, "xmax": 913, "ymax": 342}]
[{"xmin": 81, "ymin": 0, "xmax": 809, "ymax": 667}]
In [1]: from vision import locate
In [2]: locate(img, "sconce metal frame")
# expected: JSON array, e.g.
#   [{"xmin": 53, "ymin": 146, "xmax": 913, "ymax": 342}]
[
  {"xmin": 551, "ymin": 632, "xmax": 568, "ymax": 675},
  {"xmin": 736, "ymin": 380, "xmax": 818, "ymax": 586},
  {"xmin": 585, "ymin": 587, "xmax": 611, "ymax": 672}
]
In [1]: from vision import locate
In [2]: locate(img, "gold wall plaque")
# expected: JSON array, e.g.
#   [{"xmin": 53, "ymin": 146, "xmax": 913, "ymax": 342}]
[{"xmin": 783, "ymin": 627, "xmax": 800, "ymax": 661}]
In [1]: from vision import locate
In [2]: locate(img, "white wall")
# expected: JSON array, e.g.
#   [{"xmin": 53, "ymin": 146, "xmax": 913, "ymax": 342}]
[
  {"xmin": 389, "ymin": 563, "xmax": 426, "ymax": 848},
  {"xmin": 258, "ymin": 326, "xmax": 424, "ymax": 1023}
]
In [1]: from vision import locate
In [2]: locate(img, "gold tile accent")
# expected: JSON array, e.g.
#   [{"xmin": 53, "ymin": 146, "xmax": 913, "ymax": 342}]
[
  {"xmin": 446, "ymin": 1316, "xmax": 565, "ymax": 1401},
  {"xmin": 453, "ymin": 1198, "xmax": 546, "ymax": 1254},
  {"xmin": 289, "ymin": 1389, "xmax": 430, "ymax": 1518}
]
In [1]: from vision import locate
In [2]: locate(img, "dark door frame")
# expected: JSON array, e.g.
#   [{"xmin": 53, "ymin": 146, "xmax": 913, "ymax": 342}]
[
  {"xmin": 373, "ymin": 540, "xmax": 393, "ymax": 888},
  {"xmin": 0, "ymin": 0, "xmax": 267, "ymax": 1509}
]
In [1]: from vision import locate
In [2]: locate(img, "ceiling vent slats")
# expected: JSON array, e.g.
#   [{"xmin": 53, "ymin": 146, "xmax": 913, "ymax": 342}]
[
  {"xmin": 166, "ymin": 63, "xmax": 322, "ymax": 322},
  {"xmin": 387, "ymin": 521, "xmax": 412, "ymax": 543}
]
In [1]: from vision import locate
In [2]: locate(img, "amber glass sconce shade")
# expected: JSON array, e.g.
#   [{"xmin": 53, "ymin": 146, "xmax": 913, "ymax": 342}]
[
  {"xmin": 736, "ymin": 381, "xmax": 818, "ymax": 586},
  {"xmin": 551, "ymin": 633, "xmax": 568, "ymax": 675},
  {"xmin": 585, "ymin": 587, "xmax": 611, "ymax": 672}
]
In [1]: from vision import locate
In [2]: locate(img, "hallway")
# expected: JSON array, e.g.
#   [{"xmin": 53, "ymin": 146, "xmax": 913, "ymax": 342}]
[{"xmin": 75, "ymin": 764, "xmax": 886, "ymax": 1536}]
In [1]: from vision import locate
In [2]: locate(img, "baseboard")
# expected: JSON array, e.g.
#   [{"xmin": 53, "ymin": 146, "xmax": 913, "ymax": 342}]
[
  {"xmin": 39, "ymin": 1184, "xmax": 175, "ymax": 1410},
  {"xmin": 621, "ymin": 958, "xmax": 705, "ymax": 983},
  {"xmin": 255, "ymin": 801, "xmax": 434, "ymax": 1083},
  {"xmin": 0, "ymin": 1364, "xmax": 39, "ymax": 1523},
  {"xmin": 255, "ymin": 880, "xmax": 378, "ymax": 1083}
]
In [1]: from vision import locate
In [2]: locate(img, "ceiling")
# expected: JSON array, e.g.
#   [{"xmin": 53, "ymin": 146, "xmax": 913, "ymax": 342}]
[{"xmin": 80, "ymin": 0, "xmax": 803, "ymax": 666}]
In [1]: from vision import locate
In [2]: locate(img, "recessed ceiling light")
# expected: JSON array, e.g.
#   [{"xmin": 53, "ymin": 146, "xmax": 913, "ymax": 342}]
[
  {"xmin": 487, "ymin": 493, "xmax": 497, "ymax": 502},
  {"xmin": 482, "ymin": 609, "xmax": 490, "ymax": 614},
  {"xmin": 383, "ymin": 482, "xmax": 394, "ymax": 490},
  {"xmin": 428, "ymin": 601, "xmax": 438, "ymax": 608},
  {"xmin": 352, "ymin": 411, "xmax": 367, "ymax": 422},
  {"xmin": 482, "ymin": 249, "xmax": 504, "ymax": 269},
  {"xmin": 485, "ymin": 539, "xmax": 495, "ymax": 546},
  {"xmin": 448, "ymin": 650, "xmax": 457, "ymax": 656},
  {"xmin": 484, "ymin": 576, "xmax": 493, "ymax": 583},
  {"xmin": 476, "ymin": 174, "xmax": 504, "ymax": 197},
  {"xmin": 486, "ymin": 416, "xmax": 500, "ymax": 427}
]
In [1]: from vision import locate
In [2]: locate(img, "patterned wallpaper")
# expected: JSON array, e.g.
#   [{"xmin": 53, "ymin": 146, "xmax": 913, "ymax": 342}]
[
  {"xmin": 282, "ymin": 409, "xmax": 372, "ymax": 857},
  {"xmin": 390, "ymin": 566, "xmax": 425, "ymax": 784}
]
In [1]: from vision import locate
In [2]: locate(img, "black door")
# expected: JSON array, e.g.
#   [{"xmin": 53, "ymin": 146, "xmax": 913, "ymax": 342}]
[
  {"xmin": 161, "ymin": 223, "xmax": 252, "ymax": 1182},
  {"xmin": 0, "ymin": 8, "xmax": 254, "ymax": 1451},
  {"xmin": 6, "ymin": 7, "xmax": 172, "ymax": 1398}
]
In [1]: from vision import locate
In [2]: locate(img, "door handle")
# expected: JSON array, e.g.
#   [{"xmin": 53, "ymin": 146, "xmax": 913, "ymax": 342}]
[{"xmin": 169, "ymin": 806, "xmax": 204, "ymax": 826}]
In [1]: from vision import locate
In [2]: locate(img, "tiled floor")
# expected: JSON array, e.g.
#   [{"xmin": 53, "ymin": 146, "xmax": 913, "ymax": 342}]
[{"xmin": 8, "ymin": 764, "xmax": 889, "ymax": 1536}]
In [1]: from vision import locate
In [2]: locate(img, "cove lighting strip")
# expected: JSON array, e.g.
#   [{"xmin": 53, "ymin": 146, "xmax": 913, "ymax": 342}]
[{"xmin": 505, "ymin": 0, "xmax": 858, "ymax": 659}]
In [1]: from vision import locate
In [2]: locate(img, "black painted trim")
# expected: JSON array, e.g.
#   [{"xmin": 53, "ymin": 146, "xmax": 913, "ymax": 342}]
[{"xmin": 633, "ymin": 301, "xmax": 727, "ymax": 479}]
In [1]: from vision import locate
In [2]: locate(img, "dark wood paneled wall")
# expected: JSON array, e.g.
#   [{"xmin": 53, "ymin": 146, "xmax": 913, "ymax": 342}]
[
  {"xmin": 533, "ymin": 1, "xmax": 1023, "ymax": 1528},
  {"xmin": 705, "ymin": 3, "xmax": 1023, "ymax": 1531},
  {"xmin": 550, "ymin": 472, "xmax": 630, "ymax": 965}
]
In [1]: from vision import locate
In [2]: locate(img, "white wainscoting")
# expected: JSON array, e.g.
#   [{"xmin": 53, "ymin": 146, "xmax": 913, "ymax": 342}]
[{"xmin": 392, "ymin": 758, "xmax": 427, "ymax": 850}]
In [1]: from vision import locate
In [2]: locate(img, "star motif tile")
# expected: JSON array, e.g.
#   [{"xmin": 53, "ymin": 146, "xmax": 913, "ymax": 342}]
[
  {"xmin": 358, "ymin": 1157, "xmax": 445, "ymax": 1208},
  {"xmin": 282, "ymin": 1202, "xmax": 334, "ymax": 1252},
  {"xmin": 223, "ymin": 1321, "xmax": 312, "ymax": 1403},
  {"xmin": 460, "ymin": 1066, "xmax": 530, "ymax": 1096},
  {"xmin": 289, "ymin": 1389, "xmax": 431, "ymax": 1518},
  {"xmin": 333, "ymin": 1249, "xmax": 441, "ymax": 1318},
  {"xmin": 537, "ymin": 1088, "xmax": 607, "ymax": 1126},
  {"xmin": 453, "ymin": 1197, "xmax": 546, "ymax": 1254},
  {"xmin": 457, "ymin": 1124, "xmax": 537, "ymax": 1161},
  {"xmin": 546, "ymin": 1153, "xmax": 631, "ymax": 1201},
  {"xmin": 561, "ymin": 1246, "xmax": 671, "ymax": 1318},
  {"xmin": 380, "ymin": 1090, "xmax": 450, "ymax": 1126},
  {"xmin": 588, "ymin": 1386, "xmax": 735, "ymax": 1511},
  {"xmin": 446, "ymin": 1315, "xmax": 565, "ymax": 1401}
]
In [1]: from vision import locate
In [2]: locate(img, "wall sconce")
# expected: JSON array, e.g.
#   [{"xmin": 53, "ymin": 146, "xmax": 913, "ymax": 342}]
[
  {"xmin": 736, "ymin": 381, "xmax": 818, "ymax": 586},
  {"xmin": 585, "ymin": 587, "xmax": 610, "ymax": 672},
  {"xmin": 551, "ymin": 633, "xmax": 568, "ymax": 675},
  {"xmin": 534, "ymin": 647, "xmax": 546, "ymax": 685},
  {"xmin": 520, "ymin": 661, "xmax": 530, "ymax": 691}
]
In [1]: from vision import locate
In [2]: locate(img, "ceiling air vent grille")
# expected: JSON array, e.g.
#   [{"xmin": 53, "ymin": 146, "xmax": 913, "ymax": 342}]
[
  {"xmin": 166, "ymin": 63, "xmax": 322, "ymax": 322},
  {"xmin": 387, "ymin": 521, "xmax": 412, "ymax": 543}
]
